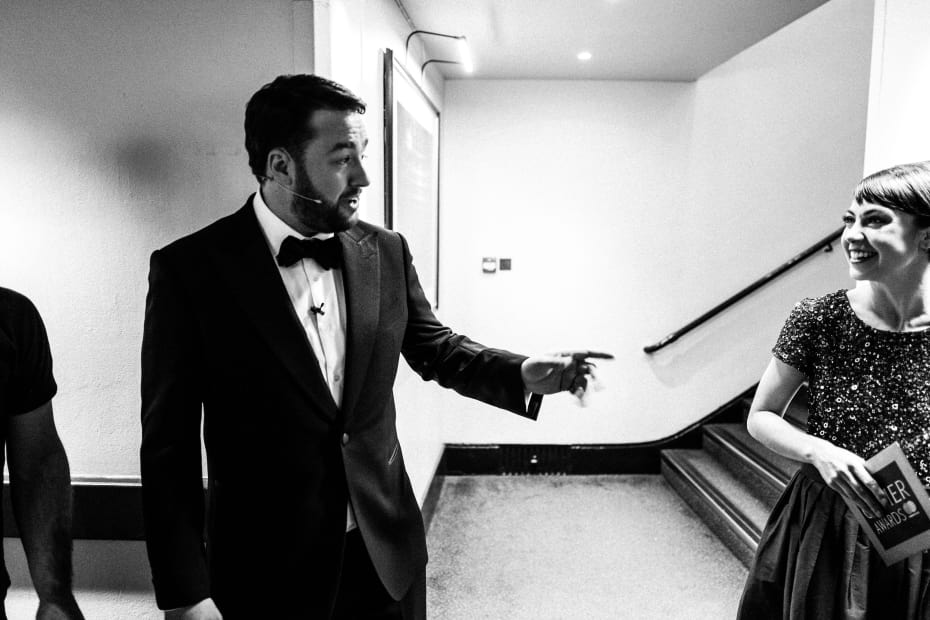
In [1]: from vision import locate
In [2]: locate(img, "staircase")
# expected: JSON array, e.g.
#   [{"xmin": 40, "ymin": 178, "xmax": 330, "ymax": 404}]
[{"xmin": 661, "ymin": 387, "xmax": 809, "ymax": 566}]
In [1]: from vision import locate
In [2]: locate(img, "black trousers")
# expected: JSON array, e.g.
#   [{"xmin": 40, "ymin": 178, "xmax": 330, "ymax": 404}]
[{"xmin": 332, "ymin": 530, "xmax": 426, "ymax": 620}]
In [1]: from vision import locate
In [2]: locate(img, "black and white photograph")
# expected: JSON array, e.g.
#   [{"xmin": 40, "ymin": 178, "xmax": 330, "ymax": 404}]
[{"xmin": 2, "ymin": 1, "xmax": 930, "ymax": 618}]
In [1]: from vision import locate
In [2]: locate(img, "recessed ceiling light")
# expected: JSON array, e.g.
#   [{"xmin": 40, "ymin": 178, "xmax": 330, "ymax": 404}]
[{"xmin": 577, "ymin": 51, "xmax": 592, "ymax": 61}]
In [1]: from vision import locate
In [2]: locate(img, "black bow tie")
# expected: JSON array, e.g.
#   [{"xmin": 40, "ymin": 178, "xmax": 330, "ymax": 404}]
[{"xmin": 276, "ymin": 236, "xmax": 342, "ymax": 270}]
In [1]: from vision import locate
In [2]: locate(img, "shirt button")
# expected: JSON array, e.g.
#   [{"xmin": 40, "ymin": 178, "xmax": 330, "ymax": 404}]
[
  {"xmin": 342, "ymin": 433, "xmax": 350, "ymax": 446},
  {"xmin": 334, "ymin": 373, "xmax": 342, "ymax": 383}
]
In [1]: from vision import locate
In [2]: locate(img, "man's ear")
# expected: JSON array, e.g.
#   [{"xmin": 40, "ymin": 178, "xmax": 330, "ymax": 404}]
[
  {"xmin": 920, "ymin": 228, "xmax": 930, "ymax": 252},
  {"xmin": 266, "ymin": 148, "xmax": 294, "ymax": 185}
]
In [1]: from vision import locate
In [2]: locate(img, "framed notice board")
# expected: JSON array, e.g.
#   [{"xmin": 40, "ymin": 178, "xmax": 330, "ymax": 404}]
[{"xmin": 383, "ymin": 48, "xmax": 441, "ymax": 308}]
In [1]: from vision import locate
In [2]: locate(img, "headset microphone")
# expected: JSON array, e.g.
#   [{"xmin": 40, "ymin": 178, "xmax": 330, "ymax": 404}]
[
  {"xmin": 277, "ymin": 182, "xmax": 326, "ymax": 205},
  {"xmin": 264, "ymin": 176, "xmax": 326, "ymax": 205}
]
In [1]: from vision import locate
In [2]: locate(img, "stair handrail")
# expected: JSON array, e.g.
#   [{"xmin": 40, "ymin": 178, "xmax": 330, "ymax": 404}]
[{"xmin": 643, "ymin": 227, "xmax": 844, "ymax": 353}]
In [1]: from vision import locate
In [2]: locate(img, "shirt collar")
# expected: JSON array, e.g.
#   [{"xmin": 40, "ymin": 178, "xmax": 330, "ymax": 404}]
[{"xmin": 252, "ymin": 186, "xmax": 334, "ymax": 259}]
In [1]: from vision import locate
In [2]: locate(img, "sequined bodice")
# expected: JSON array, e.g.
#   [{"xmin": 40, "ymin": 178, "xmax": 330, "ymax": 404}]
[{"xmin": 774, "ymin": 290, "xmax": 930, "ymax": 487}]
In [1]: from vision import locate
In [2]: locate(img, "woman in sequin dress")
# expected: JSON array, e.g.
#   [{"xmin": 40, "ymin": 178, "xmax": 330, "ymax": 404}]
[{"xmin": 737, "ymin": 161, "xmax": 930, "ymax": 619}]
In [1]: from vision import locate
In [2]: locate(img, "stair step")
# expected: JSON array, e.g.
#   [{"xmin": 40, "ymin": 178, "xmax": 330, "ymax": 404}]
[
  {"xmin": 660, "ymin": 386, "xmax": 812, "ymax": 568},
  {"xmin": 703, "ymin": 423, "xmax": 800, "ymax": 508},
  {"xmin": 662, "ymin": 449, "xmax": 771, "ymax": 566}
]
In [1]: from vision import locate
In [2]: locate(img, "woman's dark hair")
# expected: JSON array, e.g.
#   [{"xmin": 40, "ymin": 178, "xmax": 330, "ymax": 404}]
[
  {"xmin": 854, "ymin": 161, "xmax": 930, "ymax": 228},
  {"xmin": 244, "ymin": 74, "xmax": 367, "ymax": 181}
]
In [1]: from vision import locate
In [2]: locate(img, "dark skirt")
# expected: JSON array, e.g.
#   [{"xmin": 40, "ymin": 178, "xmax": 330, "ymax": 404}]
[{"xmin": 738, "ymin": 464, "xmax": 930, "ymax": 620}]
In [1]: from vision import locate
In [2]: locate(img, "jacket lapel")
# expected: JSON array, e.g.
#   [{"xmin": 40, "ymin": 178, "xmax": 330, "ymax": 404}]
[
  {"xmin": 208, "ymin": 202, "xmax": 340, "ymax": 420},
  {"xmin": 338, "ymin": 226, "xmax": 380, "ymax": 421}
]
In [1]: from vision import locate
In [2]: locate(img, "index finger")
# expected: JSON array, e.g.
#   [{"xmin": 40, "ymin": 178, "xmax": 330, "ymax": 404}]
[{"xmin": 562, "ymin": 351, "xmax": 614, "ymax": 361}]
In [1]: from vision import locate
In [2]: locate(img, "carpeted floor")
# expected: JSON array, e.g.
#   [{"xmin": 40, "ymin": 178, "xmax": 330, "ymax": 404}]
[{"xmin": 426, "ymin": 475, "xmax": 748, "ymax": 620}]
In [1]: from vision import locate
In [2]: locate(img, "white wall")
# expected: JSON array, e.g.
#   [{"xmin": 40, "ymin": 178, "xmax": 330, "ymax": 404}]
[
  {"xmin": 0, "ymin": 0, "xmax": 300, "ymax": 476},
  {"xmin": 670, "ymin": 0, "xmax": 872, "ymax": 425},
  {"xmin": 439, "ymin": 79, "xmax": 695, "ymax": 442},
  {"xmin": 863, "ymin": 0, "xmax": 930, "ymax": 171},
  {"xmin": 438, "ymin": 0, "xmax": 873, "ymax": 444}
]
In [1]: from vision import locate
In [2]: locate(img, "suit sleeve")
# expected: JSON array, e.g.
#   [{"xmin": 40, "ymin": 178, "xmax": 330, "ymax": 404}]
[
  {"xmin": 140, "ymin": 249, "xmax": 211, "ymax": 609},
  {"xmin": 397, "ymin": 235, "xmax": 535, "ymax": 420}
]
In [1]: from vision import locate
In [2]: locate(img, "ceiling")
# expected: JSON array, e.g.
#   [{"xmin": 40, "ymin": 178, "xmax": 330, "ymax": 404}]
[{"xmin": 397, "ymin": 0, "xmax": 831, "ymax": 81}]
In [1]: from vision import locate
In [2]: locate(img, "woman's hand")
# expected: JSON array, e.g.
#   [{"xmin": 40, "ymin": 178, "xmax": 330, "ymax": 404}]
[
  {"xmin": 809, "ymin": 439, "xmax": 889, "ymax": 518},
  {"xmin": 747, "ymin": 359, "xmax": 890, "ymax": 519}
]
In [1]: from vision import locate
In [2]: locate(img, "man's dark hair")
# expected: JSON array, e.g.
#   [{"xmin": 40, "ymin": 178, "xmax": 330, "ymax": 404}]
[{"xmin": 245, "ymin": 74, "xmax": 367, "ymax": 181}]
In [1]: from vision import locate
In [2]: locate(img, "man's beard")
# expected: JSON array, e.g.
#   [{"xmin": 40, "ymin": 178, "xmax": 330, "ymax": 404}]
[{"xmin": 290, "ymin": 169, "xmax": 356, "ymax": 233}]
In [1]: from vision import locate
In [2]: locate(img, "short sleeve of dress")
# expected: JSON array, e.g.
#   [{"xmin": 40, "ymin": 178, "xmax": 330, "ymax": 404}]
[
  {"xmin": 772, "ymin": 298, "xmax": 818, "ymax": 377},
  {"xmin": 0, "ymin": 290, "xmax": 57, "ymax": 417}
]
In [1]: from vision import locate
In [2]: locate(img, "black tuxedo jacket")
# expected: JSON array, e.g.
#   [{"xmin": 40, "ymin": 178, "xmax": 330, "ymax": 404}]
[{"xmin": 140, "ymin": 200, "xmax": 534, "ymax": 617}]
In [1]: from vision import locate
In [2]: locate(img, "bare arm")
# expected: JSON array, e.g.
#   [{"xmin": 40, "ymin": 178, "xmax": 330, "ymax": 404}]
[
  {"xmin": 6, "ymin": 400, "xmax": 83, "ymax": 619},
  {"xmin": 747, "ymin": 358, "xmax": 888, "ymax": 517}
]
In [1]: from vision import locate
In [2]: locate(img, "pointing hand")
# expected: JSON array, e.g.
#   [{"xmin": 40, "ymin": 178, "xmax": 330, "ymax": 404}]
[{"xmin": 521, "ymin": 350, "xmax": 614, "ymax": 404}]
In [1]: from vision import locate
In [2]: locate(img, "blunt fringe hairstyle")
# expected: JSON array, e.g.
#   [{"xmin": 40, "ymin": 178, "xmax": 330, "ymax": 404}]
[
  {"xmin": 854, "ymin": 161, "xmax": 930, "ymax": 229},
  {"xmin": 245, "ymin": 74, "xmax": 367, "ymax": 180}
]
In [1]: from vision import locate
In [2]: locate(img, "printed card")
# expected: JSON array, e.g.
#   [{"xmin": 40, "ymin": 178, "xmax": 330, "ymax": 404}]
[{"xmin": 849, "ymin": 442, "xmax": 930, "ymax": 565}]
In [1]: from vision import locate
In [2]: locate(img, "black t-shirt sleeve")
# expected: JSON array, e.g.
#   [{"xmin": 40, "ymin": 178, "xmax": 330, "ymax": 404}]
[{"xmin": 0, "ymin": 290, "xmax": 57, "ymax": 416}]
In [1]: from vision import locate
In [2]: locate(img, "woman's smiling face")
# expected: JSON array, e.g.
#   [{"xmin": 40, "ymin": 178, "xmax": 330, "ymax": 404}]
[{"xmin": 842, "ymin": 201, "xmax": 930, "ymax": 282}]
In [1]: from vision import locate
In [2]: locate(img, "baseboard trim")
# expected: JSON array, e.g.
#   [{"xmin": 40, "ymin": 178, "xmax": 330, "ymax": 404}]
[
  {"xmin": 439, "ymin": 443, "xmax": 681, "ymax": 475},
  {"xmin": 436, "ymin": 386, "xmax": 753, "ymax": 476},
  {"xmin": 2, "ymin": 481, "xmax": 146, "ymax": 541},
  {"xmin": 2, "ymin": 471, "xmax": 449, "ymax": 541},
  {"xmin": 437, "ymin": 423, "xmax": 719, "ymax": 476}
]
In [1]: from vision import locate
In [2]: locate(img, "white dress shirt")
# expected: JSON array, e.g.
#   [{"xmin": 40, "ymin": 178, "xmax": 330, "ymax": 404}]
[{"xmin": 252, "ymin": 189, "xmax": 357, "ymax": 531}]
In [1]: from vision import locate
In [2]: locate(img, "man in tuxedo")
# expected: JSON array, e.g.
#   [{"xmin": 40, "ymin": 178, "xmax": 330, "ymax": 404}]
[{"xmin": 141, "ymin": 74, "xmax": 607, "ymax": 620}]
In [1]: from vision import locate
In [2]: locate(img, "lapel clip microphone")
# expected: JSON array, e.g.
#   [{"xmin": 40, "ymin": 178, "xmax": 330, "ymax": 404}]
[{"xmin": 310, "ymin": 302, "xmax": 326, "ymax": 316}]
